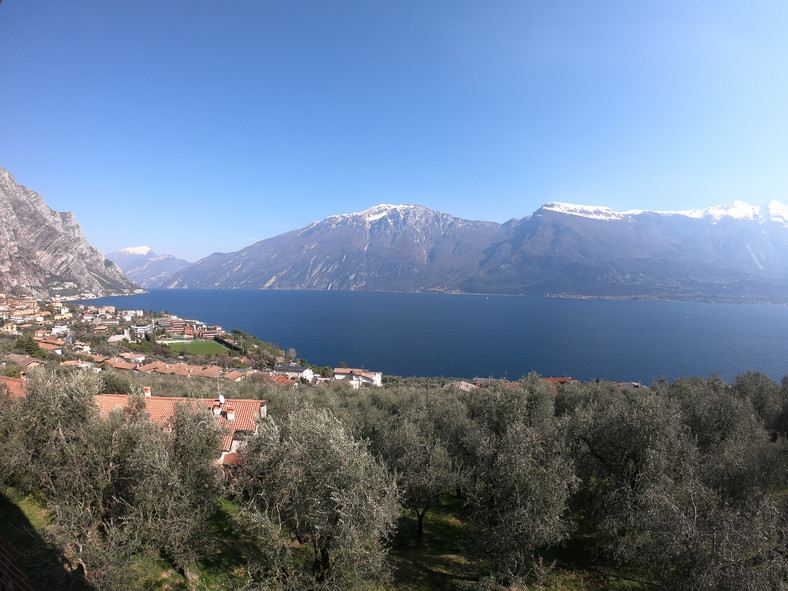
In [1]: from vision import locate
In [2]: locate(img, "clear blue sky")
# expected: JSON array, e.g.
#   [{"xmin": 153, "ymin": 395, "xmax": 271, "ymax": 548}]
[{"xmin": 2, "ymin": 1, "xmax": 787, "ymax": 261}]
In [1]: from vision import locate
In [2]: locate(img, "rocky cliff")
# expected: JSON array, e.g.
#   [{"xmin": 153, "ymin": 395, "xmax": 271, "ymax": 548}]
[{"xmin": 0, "ymin": 166, "xmax": 139, "ymax": 299}]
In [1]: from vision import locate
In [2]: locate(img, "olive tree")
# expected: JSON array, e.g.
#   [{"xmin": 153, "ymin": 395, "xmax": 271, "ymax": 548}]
[
  {"xmin": 237, "ymin": 405, "xmax": 400, "ymax": 590},
  {"xmin": 466, "ymin": 376, "xmax": 577, "ymax": 580}
]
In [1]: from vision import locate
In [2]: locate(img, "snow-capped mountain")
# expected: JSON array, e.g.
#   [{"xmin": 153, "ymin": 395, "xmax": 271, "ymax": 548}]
[
  {"xmin": 159, "ymin": 201, "xmax": 788, "ymax": 303},
  {"xmin": 161, "ymin": 204, "xmax": 503, "ymax": 292},
  {"xmin": 107, "ymin": 246, "xmax": 191, "ymax": 288}
]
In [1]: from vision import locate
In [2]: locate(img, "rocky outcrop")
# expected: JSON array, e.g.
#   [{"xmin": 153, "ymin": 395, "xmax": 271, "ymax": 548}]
[{"xmin": 0, "ymin": 166, "xmax": 139, "ymax": 299}]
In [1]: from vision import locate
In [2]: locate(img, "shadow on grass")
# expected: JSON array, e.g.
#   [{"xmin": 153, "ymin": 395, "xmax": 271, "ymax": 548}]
[
  {"xmin": 0, "ymin": 488, "xmax": 92, "ymax": 591},
  {"xmin": 388, "ymin": 496, "xmax": 484, "ymax": 590},
  {"xmin": 536, "ymin": 535, "xmax": 658, "ymax": 590}
]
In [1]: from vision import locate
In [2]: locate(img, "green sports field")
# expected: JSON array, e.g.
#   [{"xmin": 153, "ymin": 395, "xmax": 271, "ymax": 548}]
[{"xmin": 164, "ymin": 340, "xmax": 229, "ymax": 355}]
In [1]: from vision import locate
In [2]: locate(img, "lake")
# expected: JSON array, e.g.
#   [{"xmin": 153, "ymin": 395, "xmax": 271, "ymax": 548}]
[{"xmin": 82, "ymin": 289, "xmax": 788, "ymax": 385}]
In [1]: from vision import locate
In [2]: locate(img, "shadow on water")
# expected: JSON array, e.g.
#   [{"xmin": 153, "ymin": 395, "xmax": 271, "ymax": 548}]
[{"xmin": 0, "ymin": 489, "xmax": 92, "ymax": 591}]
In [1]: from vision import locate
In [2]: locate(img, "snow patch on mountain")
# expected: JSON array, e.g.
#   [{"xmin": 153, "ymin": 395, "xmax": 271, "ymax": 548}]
[
  {"xmin": 767, "ymin": 200, "xmax": 788, "ymax": 225},
  {"xmin": 542, "ymin": 202, "xmax": 624, "ymax": 221},
  {"xmin": 543, "ymin": 200, "xmax": 788, "ymax": 226},
  {"xmin": 120, "ymin": 245, "xmax": 153, "ymax": 256}
]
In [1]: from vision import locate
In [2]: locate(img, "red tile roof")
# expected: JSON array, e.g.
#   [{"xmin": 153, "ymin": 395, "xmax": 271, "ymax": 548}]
[
  {"xmin": 193, "ymin": 366, "xmax": 222, "ymax": 378},
  {"xmin": 35, "ymin": 341, "xmax": 63, "ymax": 351},
  {"xmin": 106, "ymin": 358, "xmax": 137, "ymax": 370},
  {"xmin": 0, "ymin": 375, "xmax": 25, "ymax": 399},
  {"xmin": 94, "ymin": 394, "xmax": 267, "ymax": 452},
  {"xmin": 222, "ymin": 370, "xmax": 246, "ymax": 381},
  {"xmin": 135, "ymin": 361, "xmax": 168, "ymax": 373}
]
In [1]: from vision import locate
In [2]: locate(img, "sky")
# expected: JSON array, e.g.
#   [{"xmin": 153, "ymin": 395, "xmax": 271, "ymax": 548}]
[{"xmin": 2, "ymin": 1, "xmax": 788, "ymax": 262}]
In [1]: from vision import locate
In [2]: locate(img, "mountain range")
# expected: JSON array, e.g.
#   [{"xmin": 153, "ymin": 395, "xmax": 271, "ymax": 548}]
[
  {"xmin": 3, "ymin": 159, "xmax": 787, "ymax": 304},
  {"xmin": 0, "ymin": 166, "xmax": 138, "ymax": 300},
  {"xmin": 106, "ymin": 246, "xmax": 191, "ymax": 288},
  {"xmin": 158, "ymin": 201, "xmax": 788, "ymax": 303}
]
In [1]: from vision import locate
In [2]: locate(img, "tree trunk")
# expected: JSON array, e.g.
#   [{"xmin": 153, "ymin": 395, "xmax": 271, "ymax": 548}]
[{"xmin": 315, "ymin": 546, "xmax": 332, "ymax": 582}]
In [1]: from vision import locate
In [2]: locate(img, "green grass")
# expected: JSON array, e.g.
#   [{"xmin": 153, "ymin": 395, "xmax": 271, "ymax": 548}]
[
  {"xmin": 0, "ymin": 489, "xmax": 655, "ymax": 590},
  {"xmin": 165, "ymin": 340, "xmax": 230, "ymax": 356},
  {"xmin": 386, "ymin": 496, "xmax": 654, "ymax": 591},
  {"xmin": 387, "ymin": 497, "xmax": 483, "ymax": 590}
]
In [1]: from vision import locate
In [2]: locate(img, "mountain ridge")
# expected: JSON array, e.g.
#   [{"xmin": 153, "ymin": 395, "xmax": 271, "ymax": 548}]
[
  {"xmin": 159, "ymin": 201, "xmax": 788, "ymax": 303},
  {"xmin": 107, "ymin": 247, "xmax": 192, "ymax": 288}
]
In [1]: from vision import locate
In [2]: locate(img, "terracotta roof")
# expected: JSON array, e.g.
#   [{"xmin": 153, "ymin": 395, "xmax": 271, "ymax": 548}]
[
  {"xmin": 266, "ymin": 375, "xmax": 297, "ymax": 386},
  {"xmin": 171, "ymin": 364, "xmax": 194, "ymax": 377},
  {"xmin": 35, "ymin": 337, "xmax": 64, "ymax": 347},
  {"xmin": 106, "ymin": 358, "xmax": 136, "ymax": 370},
  {"xmin": 36, "ymin": 342, "xmax": 63, "ymax": 351},
  {"xmin": 193, "ymin": 366, "xmax": 222, "ymax": 378},
  {"xmin": 94, "ymin": 394, "xmax": 267, "ymax": 452},
  {"xmin": 0, "ymin": 375, "xmax": 25, "ymax": 399},
  {"xmin": 6, "ymin": 354, "xmax": 43, "ymax": 367},
  {"xmin": 221, "ymin": 453, "xmax": 244, "ymax": 466},
  {"xmin": 222, "ymin": 370, "xmax": 246, "ymax": 381},
  {"xmin": 135, "ymin": 361, "xmax": 168, "ymax": 373}
]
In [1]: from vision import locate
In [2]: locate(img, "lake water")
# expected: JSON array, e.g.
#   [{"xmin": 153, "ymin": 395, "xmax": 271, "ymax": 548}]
[{"xmin": 82, "ymin": 290, "xmax": 788, "ymax": 385}]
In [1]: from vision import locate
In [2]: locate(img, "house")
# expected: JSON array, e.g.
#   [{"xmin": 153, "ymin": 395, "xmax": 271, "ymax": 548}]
[
  {"xmin": 105, "ymin": 358, "xmax": 137, "ymax": 371},
  {"xmin": 273, "ymin": 365, "xmax": 315, "ymax": 382},
  {"xmin": 120, "ymin": 352, "xmax": 146, "ymax": 364},
  {"xmin": 443, "ymin": 380, "xmax": 476, "ymax": 392},
  {"xmin": 193, "ymin": 366, "xmax": 222, "ymax": 379},
  {"xmin": 93, "ymin": 393, "xmax": 268, "ymax": 460},
  {"xmin": 135, "ymin": 361, "xmax": 168, "ymax": 373},
  {"xmin": 222, "ymin": 370, "xmax": 247, "ymax": 382},
  {"xmin": 6, "ymin": 354, "xmax": 44, "ymax": 369},
  {"xmin": 34, "ymin": 338, "xmax": 63, "ymax": 355},
  {"xmin": 60, "ymin": 359, "xmax": 93, "ymax": 369},
  {"xmin": 333, "ymin": 368, "xmax": 383, "ymax": 388},
  {"xmin": 266, "ymin": 375, "xmax": 299, "ymax": 388}
]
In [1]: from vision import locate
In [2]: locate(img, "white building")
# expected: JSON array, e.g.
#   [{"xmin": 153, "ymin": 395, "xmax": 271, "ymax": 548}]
[
  {"xmin": 333, "ymin": 368, "xmax": 383, "ymax": 388},
  {"xmin": 273, "ymin": 365, "xmax": 315, "ymax": 382}
]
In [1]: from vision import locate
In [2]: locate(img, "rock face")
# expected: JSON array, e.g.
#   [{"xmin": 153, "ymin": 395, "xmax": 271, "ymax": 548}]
[
  {"xmin": 107, "ymin": 246, "xmax": 191, "ymax": 288},
  {"xmin": 162, "ymin": 204, "xmax": 505, "ymax": 292},
  {"xmin": 160, "ymin": 201, "xmax": 788, "ymax": 303},
  {"xmin": 0, "ymin": 166, "xmax": 138, "ymax": 299}
]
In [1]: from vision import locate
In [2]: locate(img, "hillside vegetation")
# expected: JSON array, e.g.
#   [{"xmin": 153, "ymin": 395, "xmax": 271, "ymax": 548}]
[{"xmin": 0, "ymin": 368, "xmax": 786, "ymax": 590}]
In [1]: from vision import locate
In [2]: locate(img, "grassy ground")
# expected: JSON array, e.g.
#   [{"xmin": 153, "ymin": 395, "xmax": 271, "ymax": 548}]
[
  {"xmin": 386, "ymin": 497, "xmax": 654, "ymax": 591},
  {"xmin": 165, "ymin": 340, "xmax": 230, "ymax": 356},
  {"xmin": 0, "ymin": 487, "xmax": 91, "ymax": 590},
  {"xmin": 1, "ymin": 490, "xmax": 654, "ymax": 590},
  {"xmin": 388, "ymin": 497, "xmax": 482, "ymax": 590}
]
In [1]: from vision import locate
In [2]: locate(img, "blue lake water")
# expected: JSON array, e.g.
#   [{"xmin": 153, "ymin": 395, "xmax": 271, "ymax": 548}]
[{"xmin": 83, "ymin": 290, "xmax": 788, "ymax": 384}]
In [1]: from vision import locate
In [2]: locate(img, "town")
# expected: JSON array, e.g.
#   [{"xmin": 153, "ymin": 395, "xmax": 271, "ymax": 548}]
[{"xmin": 0, "ymin": 295, "xmax": 384, "ymax": 389}]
